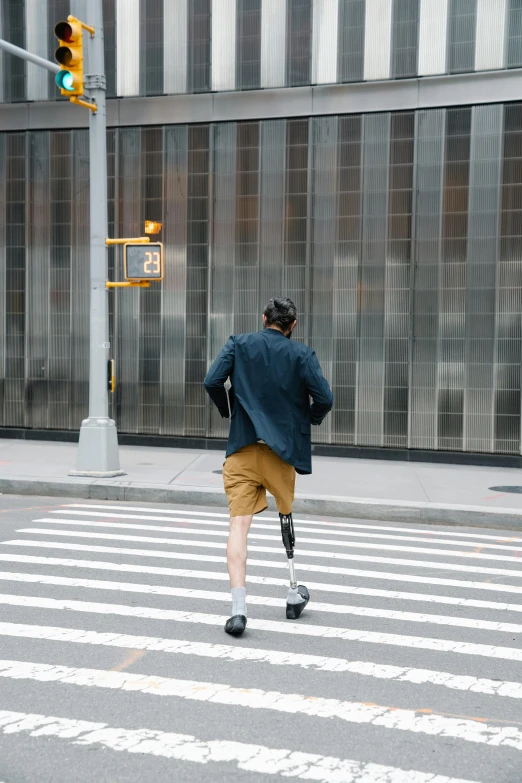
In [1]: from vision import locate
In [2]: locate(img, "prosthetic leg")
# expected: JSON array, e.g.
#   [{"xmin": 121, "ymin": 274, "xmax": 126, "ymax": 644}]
[{"xmin": 279, "ymin": 513, "xmax": 309, "ymax": 619}]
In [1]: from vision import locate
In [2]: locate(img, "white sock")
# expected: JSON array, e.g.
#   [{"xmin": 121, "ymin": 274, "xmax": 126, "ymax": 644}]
[
  {"xmin": 287, "ymin": 586, "xmax": 306, "ymax": 605},
  {"xmin": 231, "ymin": 587, "xmax": 246, "ymax": 616}
]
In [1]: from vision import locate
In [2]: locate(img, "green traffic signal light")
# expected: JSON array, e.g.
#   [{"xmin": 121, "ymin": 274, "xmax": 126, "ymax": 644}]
[
  {"xmin": 54, "ymin": 16, "xmax": 84, "ymax": 96},
  {"xmin": 55, "ymin": 70, "xmax": 75, "ymax": 91}
]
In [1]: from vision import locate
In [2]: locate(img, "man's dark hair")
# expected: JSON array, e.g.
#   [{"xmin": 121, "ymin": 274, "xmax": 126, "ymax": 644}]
[{"xmin": 263, "ymin": 297, "xmax": 297, "ymax": 332}]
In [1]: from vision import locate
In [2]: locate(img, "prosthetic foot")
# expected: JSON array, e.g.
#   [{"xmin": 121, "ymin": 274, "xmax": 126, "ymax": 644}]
[{"xmin": 279, "ymin": 513, "xmax": 309, "ymax": 619}]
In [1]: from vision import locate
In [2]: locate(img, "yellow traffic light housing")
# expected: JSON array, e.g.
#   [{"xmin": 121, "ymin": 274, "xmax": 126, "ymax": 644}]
[{"xmin": 54, "ymin": 16, "xmax": 90, "ymax": 96}]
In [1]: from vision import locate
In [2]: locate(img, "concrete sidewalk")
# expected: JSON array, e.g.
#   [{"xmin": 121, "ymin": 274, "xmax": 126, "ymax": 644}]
[{"xmin": 1, "ymin": 438, "xmax": 522, "ymax": 528}]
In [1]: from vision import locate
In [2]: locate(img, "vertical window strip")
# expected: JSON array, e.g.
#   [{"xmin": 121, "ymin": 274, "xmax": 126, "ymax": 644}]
[
  {"xmin": 411, "ymin": 109, "xmax": 445, "ymax": 450},
  {"xmin": 4, "ymin": 132, "xmax": 27, "ymax": 425},
  {"xmin": 464, "ymin": 104, "xmax": 503, "ymax": 452},
  {"xmin": 498, "ymin": 104, "xmax": 522, "ymax": 453},
  {"xmin": 385, "ymin": 112, "xmax": 415, "ymax": 447},
  {"xmin": 286, "ymin": 0, "xmax": 313, "ymax": 87},
  {"xmin": 4, "ymin": 0, "xmax": 27, "ymax": 102},
  {"xmin": 234, "ymin": 122, "xmax": 260, "ymax": 334},
  {"xmin": 447, "ymin": 0, "xmax": 477, "ymax": 74},
  {"xmin": 162, "ymin": 125, "xmax": 188, "ymax": 435},
  {"xmin": 507, "ymin": 0, "xmax": 522, "ymax": 68},
  {"xmin": 284, "ymin": 119, "xmax": 310, "ymax": 324},
  {"xmin": 236, "ymin": 0, "xmax": 262, "ymax": 90},
  {"xmin": 391, "ymin": 0, "xmax": 419, "ymax": 79},
  {"xmin": 138, "ymin": 127, "xmax": 163, "ymax": 432},
  {"xmin": 438, "ymin": 107, "xmax": 472, "ymax": 450},
  {"xmin": 140, "ymin": 0, "xmax": 164, "ymax": 96},
  {"xmin": 188, "ymin": 0, "xmax": 211, "ymax": 93},
  {"xmin": 338, "ymin": 0, "xmax": 365, "ymax": 83},
  {"xmin": 48, "ymin": 130, "xmax": 71, "ymax": 429},
  {"xmin": 309, "ymin": 116, "xmax": 338, "ymax": 444},
  {"xmin": 103, "ymin": 0, "xmax": 117, "ymax": 98},
  {"xmin": 185, "ymin": 125, "xmax": 210, "ymax": 435},
  {"xmin": 335, "ymin": 115, "xmax": 363, "ymax": 444},
  {"xmin": 357, "ymin": 113, "xmax": 390, "ymax": 446}
]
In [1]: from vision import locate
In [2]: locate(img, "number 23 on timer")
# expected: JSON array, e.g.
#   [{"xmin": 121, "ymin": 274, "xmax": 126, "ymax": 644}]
[{"xmin": 124, "ymin": 243, "xmax": 164, "ymax": 282}]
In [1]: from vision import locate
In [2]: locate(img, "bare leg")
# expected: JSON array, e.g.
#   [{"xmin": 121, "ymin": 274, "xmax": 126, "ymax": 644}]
[{"xmin": 227, "ymin": 514, "xmax": 253, "ymax": 588}]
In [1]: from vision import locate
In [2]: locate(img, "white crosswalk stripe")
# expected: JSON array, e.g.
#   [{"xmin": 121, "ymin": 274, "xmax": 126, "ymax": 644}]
[
  {"xmin": 2, "ymin": 592, "xmax": 522, "ymax": 661},
  {"xmin": 0, "ymin": 709, "xmax": 481, "ymax": 783},
  {"xmin": 5, "ymin": 540, "xmax": 522, "ymax": 596},
  {"xmin": 2, "ymin": 659, "xmax": 522, "ymax": 749},
  {"xmin": 14, "ymin": 528, "xmax": 522, "ymax": 578},
  {"xmin": 49, "ymin": 508, "xmax": 522, "ymax": 552},
  {"xmin": 3, "ymin": 553, "xmax": 522, "ymax": 612},
  {"xmin": 29, "ymin": 518, "xmax": 522, "ymax": 562},
  {"xmin": 1, "ymin": 501, "xmax": 522, "ymax": 782},
  {"xmin": 1, "ymin": 570, "xmax": 522, "ymax": 633},
  {"xmin": 65, "ymin": 504, "xmax": 522, "ymax": 543},
  {"xmin": 1, "ymin": 621, "xmax": 521, "ymax": 699}
]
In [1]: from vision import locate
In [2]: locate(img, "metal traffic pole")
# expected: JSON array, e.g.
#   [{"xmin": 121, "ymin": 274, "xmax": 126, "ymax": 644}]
[
  {"xmin": 0, "ymin": 38, "xmax": 60, "ymax": 73},
  {"xmin": 0, "ymin": 0, "xmax": 124, "ymax": 476},
  {"xmin": 71, "ymin": 0, "xmax": 124, "ymax": 476}
]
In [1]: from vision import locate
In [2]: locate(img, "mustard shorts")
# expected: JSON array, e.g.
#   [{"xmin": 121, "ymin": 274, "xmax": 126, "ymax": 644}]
[{"xmin": 223, "ymin": 443, "xmax": 296, "ymax": 517}]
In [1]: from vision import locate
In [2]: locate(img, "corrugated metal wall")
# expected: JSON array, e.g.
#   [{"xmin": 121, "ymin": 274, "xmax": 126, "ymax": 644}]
[
  {"xmin": 1, "ymin": 105, "xmax": 521, "ymax": 453},
  {"xmin": 2, "ymin": 0, "xmax": 522, "ymax": 102}
]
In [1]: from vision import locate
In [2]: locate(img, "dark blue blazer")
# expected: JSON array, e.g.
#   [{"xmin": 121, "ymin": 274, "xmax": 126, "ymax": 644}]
[{"xmin": 204, "ymin": 329, "xmax": 333, "ymax": 475}]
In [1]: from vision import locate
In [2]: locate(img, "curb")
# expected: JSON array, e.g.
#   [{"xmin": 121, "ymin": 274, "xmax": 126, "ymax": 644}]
[{"xmin": 1, "ymin": 476, "xmax": 522, "ymax": 530}]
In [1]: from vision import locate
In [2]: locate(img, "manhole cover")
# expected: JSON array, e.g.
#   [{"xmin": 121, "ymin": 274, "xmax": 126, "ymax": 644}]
[
  {"xmin": 213, "ymin": 470, "xmax": 223, "ymax": 475},
  {"xmin": 489, "ymin": 486, "xmax": 522, "ymax": 494}
]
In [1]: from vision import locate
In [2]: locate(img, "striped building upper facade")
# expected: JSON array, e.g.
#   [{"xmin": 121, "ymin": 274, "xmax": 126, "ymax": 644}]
[
  {"xmin": 1, "ymin": 0, "xmax": 522, "ymax": 103},
  {"xmin": 2, "ymin": 0, "xmax": 522, "ymax": 457}
]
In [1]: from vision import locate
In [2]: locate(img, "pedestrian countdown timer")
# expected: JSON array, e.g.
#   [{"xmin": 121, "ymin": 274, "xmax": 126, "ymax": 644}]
[{"xmin": 124, "ymin": 242, "xmax": 164, "ymax": 282}]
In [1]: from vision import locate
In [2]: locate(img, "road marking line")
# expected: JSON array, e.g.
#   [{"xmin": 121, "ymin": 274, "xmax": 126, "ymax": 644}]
[
  {"xmin": 31, "ymin": 519, "xmax": 522, "ymax": 564},
  {"xmin": 1, "ymin": 620, "xmax": 522, "ymax": 699},
  {"xmin": 64, "ymin": 503, "xmax": 522, "ymax": 543},
  {"xmin": 2, "ymin": 553, "xmax": 522, "ymax": 612},
  {"xmin": 14, "ymin": 530, "xmax": 522, "ymax": 579},
  {"xmin": 6, "ymin": 539, "xmax": 522, "ymax": 589},
  {"xmin": 1, "ymin": 570, "xmax": 521, "ymax": 633},
  {"xmin": 1, "ymin": 593, "xmax": 521, "ymax": 661},
  {"xmin": 1, "ymin": 659, "xmax": 521, "ymax": 750},
  {"xmin": 0, "ymin": 709, "xmax": 482, "ymax": 783},
  {"xmin": 49, "ymin": 509, "xmax": 522, "ymax": 553}
]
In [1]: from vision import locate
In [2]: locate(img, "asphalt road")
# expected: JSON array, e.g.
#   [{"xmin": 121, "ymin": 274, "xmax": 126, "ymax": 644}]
[{"xmin": 0, "ymin": 494, "xmax": 521, "ymax": 782}]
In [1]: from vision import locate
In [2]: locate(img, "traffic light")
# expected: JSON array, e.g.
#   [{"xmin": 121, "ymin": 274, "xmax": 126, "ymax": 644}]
[{"xmin": 54, "ymin": 16, "xmax": 84, "ymax": 96}]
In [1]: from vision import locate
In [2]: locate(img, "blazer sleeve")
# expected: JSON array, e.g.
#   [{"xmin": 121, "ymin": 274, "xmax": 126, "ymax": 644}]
[
  {"xmin": 305, "ymin": 350, "xmax": 334, "ymax": 426},
  {"xmin": 204, "ymin": 336, "xmax": 235, "ymax": 418}
]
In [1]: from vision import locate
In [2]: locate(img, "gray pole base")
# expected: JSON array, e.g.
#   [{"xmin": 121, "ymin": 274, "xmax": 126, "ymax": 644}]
[{"xmin": 70, "ymin": 417, "xmax": 126, "ymax": 477}]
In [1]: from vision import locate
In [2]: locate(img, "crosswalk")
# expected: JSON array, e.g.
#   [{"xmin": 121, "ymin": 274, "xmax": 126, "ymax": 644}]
[{"xmin": 1, "ymin": 501, "xmax": 522, "ymax": 782}]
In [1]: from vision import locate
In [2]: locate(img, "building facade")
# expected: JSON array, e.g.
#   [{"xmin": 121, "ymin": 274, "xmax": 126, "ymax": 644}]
[{"xmin": 1, "ymin": 0, "xmax": 522, "ymax": 455}]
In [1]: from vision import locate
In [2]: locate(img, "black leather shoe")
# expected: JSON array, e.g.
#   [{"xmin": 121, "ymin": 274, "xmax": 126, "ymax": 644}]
[
  {"xmin": 225, "ymin": 614, "xmax": 247, "ymax": 636},
  {"xmin": 286, "ymin": 586, "xmax": 310, "ymax": 620}
]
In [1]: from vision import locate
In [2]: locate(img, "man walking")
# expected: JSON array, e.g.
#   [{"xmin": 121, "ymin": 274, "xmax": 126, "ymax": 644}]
[{"xmin": 204, "ymin": 297, "xmax": 333, "ymax": 637}]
